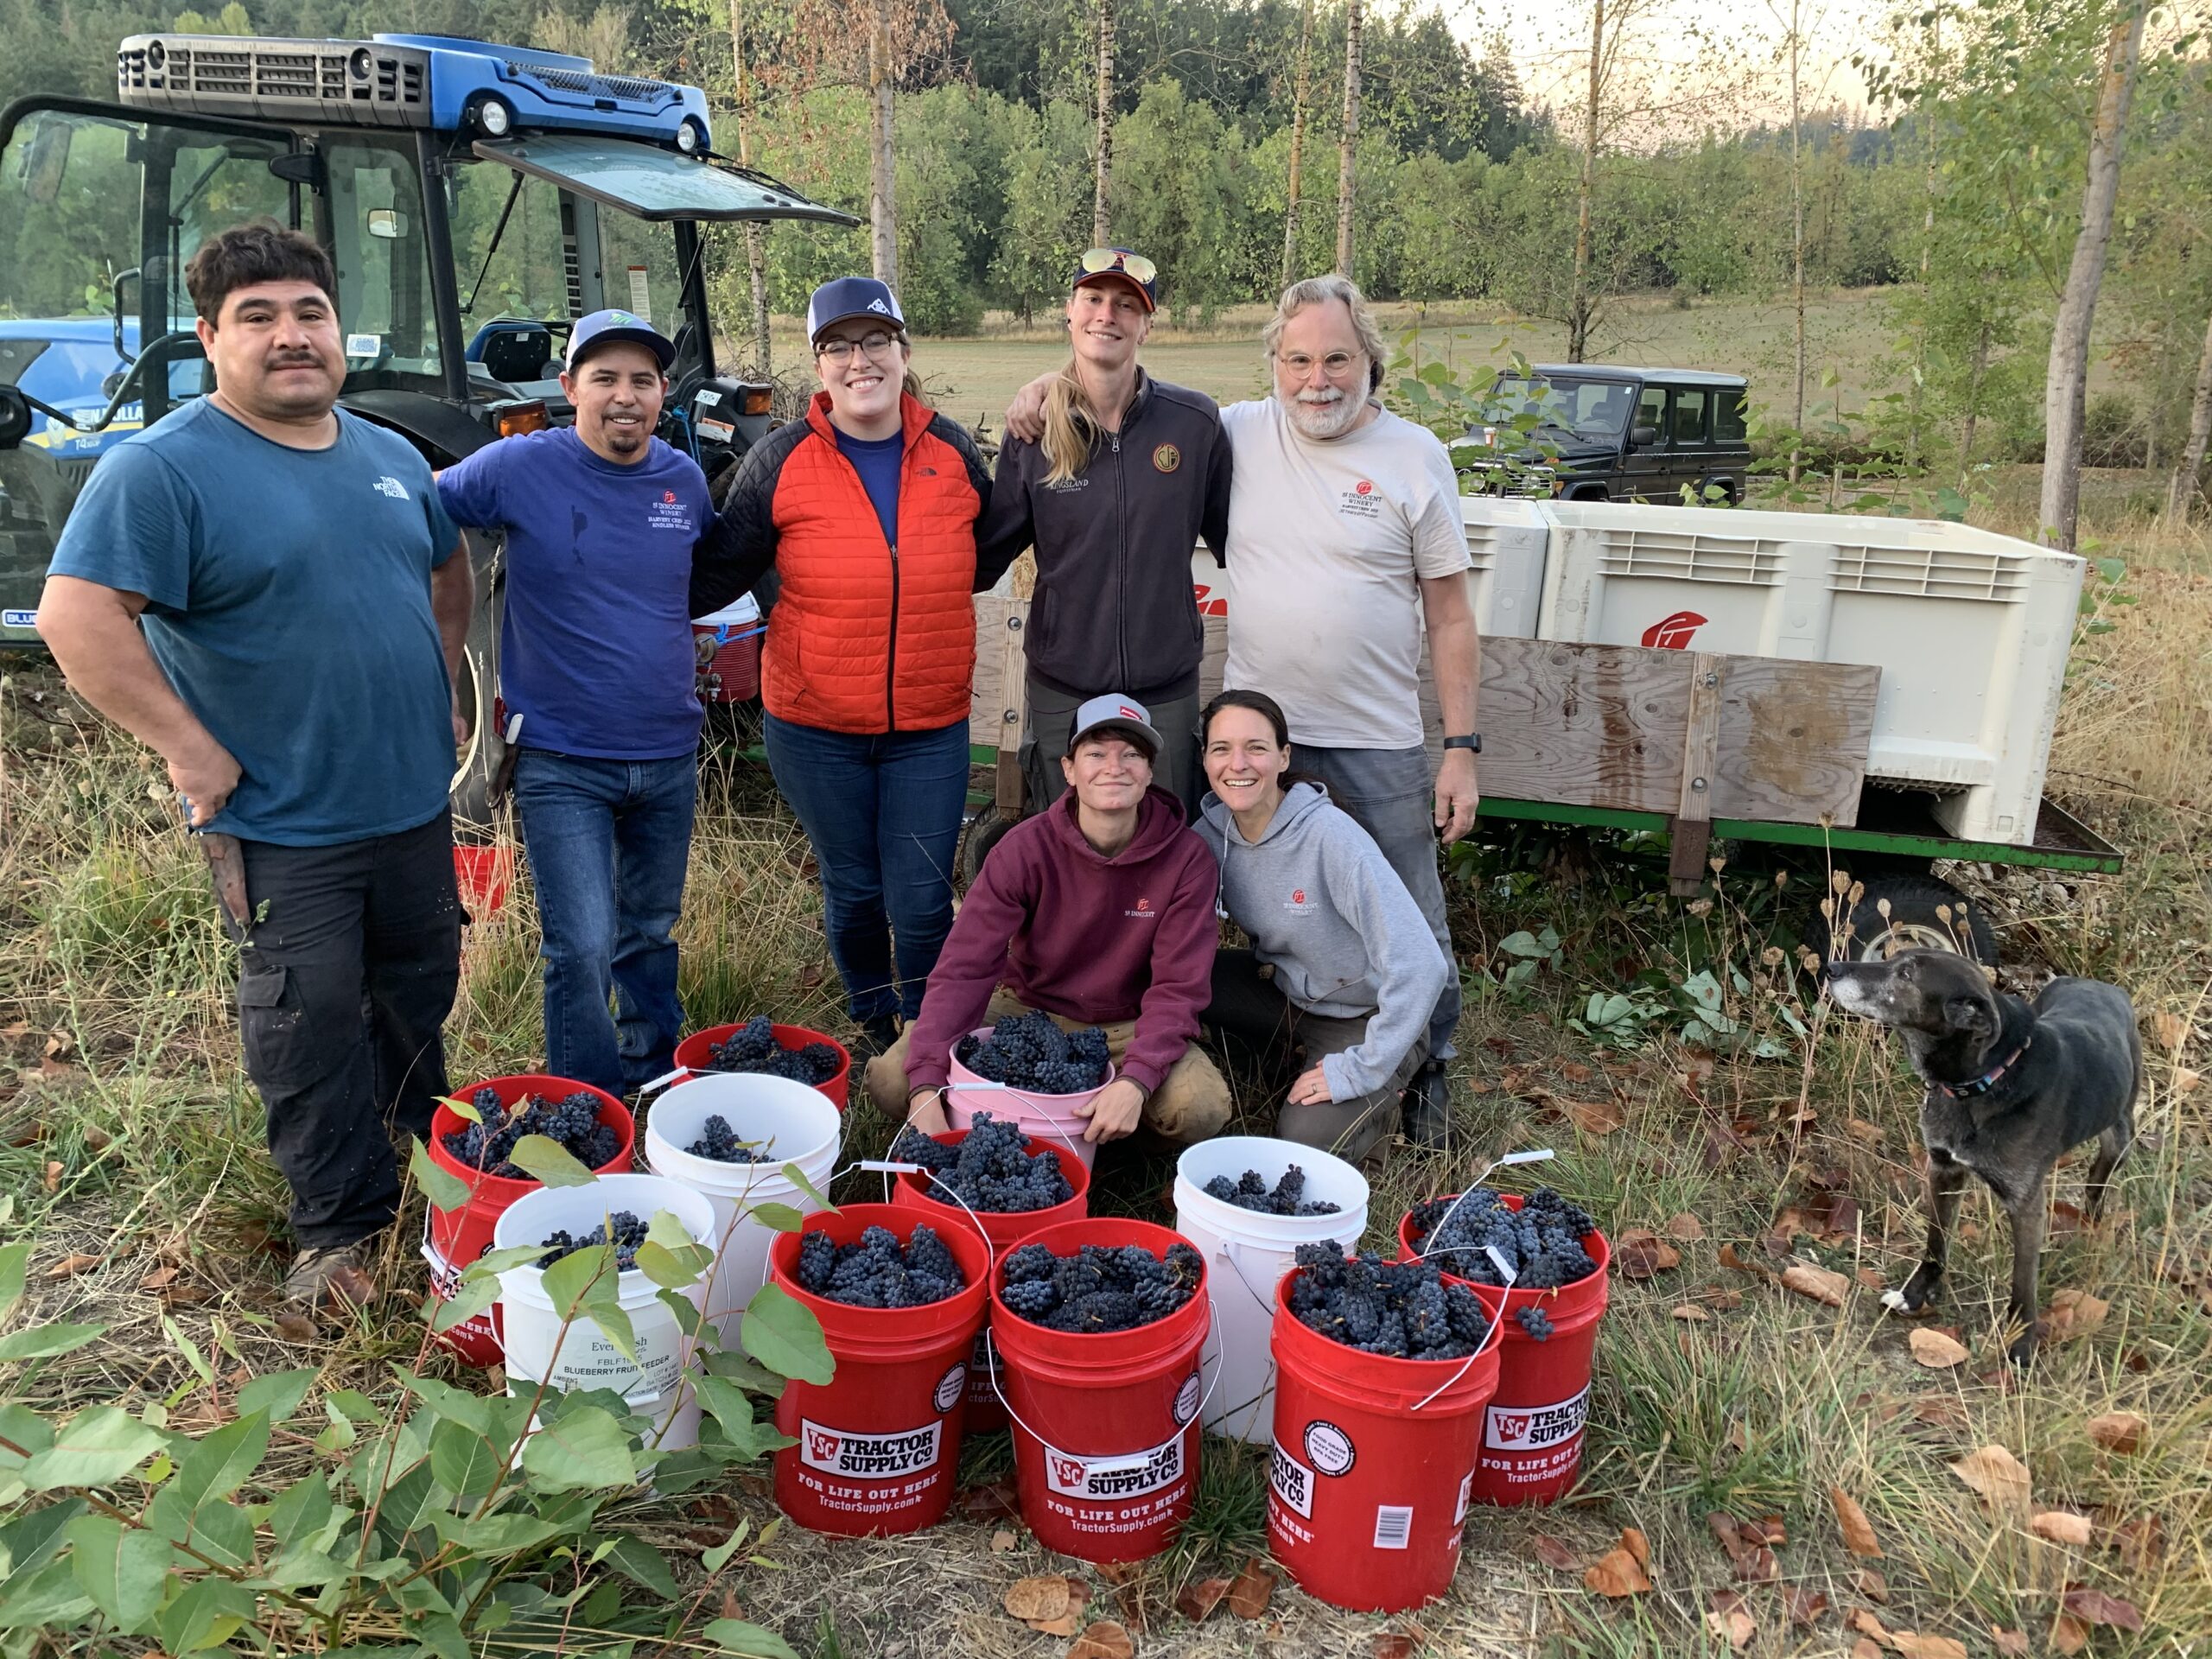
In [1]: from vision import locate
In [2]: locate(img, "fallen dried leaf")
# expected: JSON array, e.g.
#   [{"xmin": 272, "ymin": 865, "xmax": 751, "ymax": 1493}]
[
  {"xmin": 2047, "ymin": 1199, "xmax": 2088, "ymax": 1238},
  {"xmin": 137, "ymin": 1264, "xmax": 180, "ymax": 1292},
  {"xmin": 1583, "ymin": 1547, "xmax": 1651, "ymax": 1597},
  {"xmin": 2060, "ymin": 1586, "xmax": 2144, "ymax": 1631},
  {"xmin": 1705, "ymin": 1607, "xmax": 1757, "ymax": 1649},
  {"xmin": 2176, "ymin": 1065, "xmax": 2202, "ymax": 1096},
  {"xmin": 1226, "ymin": 1560, "xmax": 1276, "ymax": 1619},
  {"xmin": 2050, "ymin": 1613, "xmax": 2089, "ymax": 1656},
  {"xmin": 1782, "ymin": 1584, "xmax": 1829, "ymax": 1627},
  {"xmin": 1832, "ymin": 1488, "xmax": 1884, "ymax": 1558},
  {"xmin": 1753, "ymin": 1515, "xmax": 1786, "ymax": 1546},
  {"xmin": 1707, "ymin": 1511, "xmax": 1753, "ymax": 1564},
  {"xmin": 2152, "ymin": 1009, "xmax": 2189, "ymax": 1052},
  {"xmin": 1948, "ymin": 1444, "xmax": 2031, "ymax": 1511},
  {"xmin": 1175, "ymin": 1579, "xmax": 1230, "ymax": 1623},
  {"xmin": 1855, "ymin": 1568, "xmax": 1890, "ymax": 1603},
  {"xmin": 1781, "ymin": 1262, "xmax": 1852, "ymax": 1306},
  {"xmin": 2044, "ymin": 1289, "xmax": 2108, "ymax": 1343},
  {"xmin": 1068, "ymin": 1620, "xmax": 1134, "ymax": 1659},
  {"xmin": 1030, "ymin": 1614, "xmax": 1083, "ymax": 1638},
  {"xmin": 2031, "ymin": 1511, "xmax": 2093, "ymax": 1548},
  {"xmin": 1731, "ymin": 1545, "xmax": 1779, "ymax": 1584},
  {"xmin": 1564, "ymin": 1097, "xmax": 1625, "ymax": 1136},
  {"xmin": 44, "ymin": 1253, "xmax": 101, "ymax": 1278},
  {"xmin": 2086, "ymin": 1412, "xmax": 2145, "ymax": 1454},
  {"xmin": 2108, "ymin": 1511, "xmax": 2163, "ymax": 1570},
  {"xmin": 1856, "ymin": 1268, "xmax": 1889, "ymax": 1290},
  {"xmin": 1719, "ymin": 1243, "xmax": 1774, "ymax": 1279},
  {"xmin": 1848, "ymin": 1608, "xmax": 1894, "ymax": 1644},
  {"xmin": 1666, "ymin": 1211, "xmax": 1707, "ymax": 1241},
  {"xmin": 1991, "ymin": 1628, "xmax": 2029, "ymax": 1656},
  {"xmin": 1004, "ymin": 1576, "xmax": 1072, "ymax": 1624},
  {"xmin": 42, "ymin": 1160, "xmax": 62, "ymax": 1192},
  {"xmin": 1556, "ymin": 1059, "xmax": 1592, "ymax": 1083},
  {"xmin": 989, "ymin": 1529, "xmax": 1016, "ymax": 1554},
  {"xmin": 1852, "ymin": 1642, "xmax": 1884, "ymax": 1659},
  {"xmin": 1620, "ymin": 1526, "xmax": 1649, "ymax": 1567},
  {"xmin": 1912, "ymin": 1395, "xmax": 1970, "ymax": 1430},
  {"xmin": 1531, "ymin": 1535, "xmax": 1580, "ymax": 1571},
  {"xmin": 1698, "ymin": 1284, "xmax": 1745, "ymax": 1309},
  {"xmin": 1891, "ymin": 1635, "xmax": 1967, "ymax": 1659},
  {"xmin": 1671, "ymin": 1304, "xmax": 1711, "ymax": 1322},
  {"xmin": 1909, "ymin": 1328, "xmax": 1970, "ymax": 1368},
  {"xmin": 273, "ymin": 1312, "xmax": 319, "ymax": 1342},
  {"xmin": 1844, "ymin": 1116, "xmax": 1885, "ymax": 1145},
  {"xmin": 322, "ymin": 1266, "xmax": 378, "ymax": 1310},
  {"xmin": 1370, "ymin": 1637, "xmax": 1416, "ymax": 1659},
  {"xmin": 1615, "ymin": 1230, "xmax": 1681, "ymax": 1279}
]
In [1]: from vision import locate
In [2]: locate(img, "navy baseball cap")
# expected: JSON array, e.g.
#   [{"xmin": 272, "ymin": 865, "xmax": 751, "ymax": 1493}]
[
  {"xmin": 807, "ymin": 276, "xmax": 906, "ymax": 343},
  {"xmin": 566, "ymin": 308, "xmax": 674, "ymax": 372},
  {"xmin": 1071, "ymin": 247, "xmax": 1158, "ymax": 313}
]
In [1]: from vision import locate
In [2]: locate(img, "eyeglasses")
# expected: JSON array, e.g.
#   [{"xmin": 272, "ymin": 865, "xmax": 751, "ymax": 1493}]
[
  {"xmin": 1275, "ymin": 349, "xmax": 1366, "ymax": 379},
  {"xmin": 1077, "ymin": 247, "xmax": 1158, "ymax": 285},
  {"xmin": 815, "ymin": 330, "xmax": 902, "ymax": 364}
]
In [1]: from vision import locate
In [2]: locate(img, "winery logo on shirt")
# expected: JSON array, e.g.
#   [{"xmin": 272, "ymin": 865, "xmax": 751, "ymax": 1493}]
[
  {"xmin": 646, "ymin": 487, "xmax": 696, "ymax": 532},
  {"xmin": 372, "ymin": 475, "xmax": 411, "ymax": 500},
  {"xmin": 1125, "ymin": 895, "xmax": 1156, "ymax": 921},
  {"xmin": 1285, "ymin": 887, "xmax": 1317, "ymax": 916},
  {"xmin": 1338, "ymin": 477, "xmax": 1382, "ymax": 520},
  {"xmin": 1153, "ymin": 442, "xmax": 1181, "ymax": 474}
]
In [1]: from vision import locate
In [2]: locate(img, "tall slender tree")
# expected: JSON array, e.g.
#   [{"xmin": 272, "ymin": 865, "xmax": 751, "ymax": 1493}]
[
  {"xmin": 868, "ymin": 0, "xmax": 899, "ymax": 288},
  {"xmin": 1281, "ymin": 0, "xmax": 1315, "ymax": 289},
  {"xmin": 2040, "ymin": 0, "xmax": 2149, "ymax": 550},
  {"xmin": 728, "ymin": 0, "xmax": 772, "ymax": 373},
  {"xmin": 1091, "ymin": 0, "xmax": 1116, "ymax": 247},
  {"xmin": 1567, "ymin": 0, "xmax": 1605, "ymax": 360},
  {"xmin": 1335, "ymin": 0, "xmax": 1363, "ymax": 276},
  {"xmin": 2166, "ymin": 306, "xmax": 2212, "ymax": 524}
]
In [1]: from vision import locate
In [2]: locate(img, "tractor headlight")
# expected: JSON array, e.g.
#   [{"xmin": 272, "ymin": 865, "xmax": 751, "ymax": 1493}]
[
  {"xmin": 675, "ymin": 118, "xmax": 703, "ymax": 155},
  {"xmin": 474, "ymin": 97, "xmax": 513, "ymax": 137}
]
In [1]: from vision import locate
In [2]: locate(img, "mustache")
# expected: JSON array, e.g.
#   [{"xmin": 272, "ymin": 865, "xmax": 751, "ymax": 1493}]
[{"xmin": 266, "ymin": 351, "xmax": 327, "ymax": 369}]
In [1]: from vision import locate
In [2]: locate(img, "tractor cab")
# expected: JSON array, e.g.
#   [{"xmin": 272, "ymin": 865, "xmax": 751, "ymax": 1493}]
[{"xmin": 0, "ymin": 32, "xmax": 855, "ymax": 657}]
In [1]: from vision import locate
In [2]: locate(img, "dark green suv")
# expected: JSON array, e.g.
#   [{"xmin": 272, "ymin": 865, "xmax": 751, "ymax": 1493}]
[{"xmin": 1462, "ymin": 365, "xmax": 1751, "ymax": 504}]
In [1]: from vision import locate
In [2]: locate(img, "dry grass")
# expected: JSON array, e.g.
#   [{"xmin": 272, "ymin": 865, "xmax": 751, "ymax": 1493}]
[{"xmin": 3, "ymin": 473, "xmax": 2208, "ymax": 1657}]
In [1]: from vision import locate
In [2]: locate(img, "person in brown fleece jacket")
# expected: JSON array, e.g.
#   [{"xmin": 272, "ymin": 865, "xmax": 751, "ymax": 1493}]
[{"xmin": 864, "ymin": 694, "xmax": 1232, "ymax": 1145}]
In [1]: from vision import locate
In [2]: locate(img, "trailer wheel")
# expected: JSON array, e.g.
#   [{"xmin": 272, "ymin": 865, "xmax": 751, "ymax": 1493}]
[
  {"xmin": 1818, "ymin": 872, "xmax": 1998, "ymax": 965},
  {"xmin": 449, "ymin": 598, "xmax": 500, "ymax": 838},
  {"xmin": 960, "ymin": 807, "xmax": 1019, "ymax": 888}
]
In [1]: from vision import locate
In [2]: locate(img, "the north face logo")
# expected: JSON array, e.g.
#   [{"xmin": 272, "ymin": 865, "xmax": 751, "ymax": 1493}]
[{"xmin": 372, "ymin": 476, "xmax": 410, "ymax": 500}]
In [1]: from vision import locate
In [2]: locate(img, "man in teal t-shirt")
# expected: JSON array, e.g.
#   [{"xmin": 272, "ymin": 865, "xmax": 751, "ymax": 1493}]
[{"xmin": 37, "ymin": 222, "xmax": 474, "ymax": 1310}]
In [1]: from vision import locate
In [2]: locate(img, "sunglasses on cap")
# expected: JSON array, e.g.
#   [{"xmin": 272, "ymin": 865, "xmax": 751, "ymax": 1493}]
[{"xmin": 1077, "ymin": 247, "xmax": 1158, "ymax": 285}]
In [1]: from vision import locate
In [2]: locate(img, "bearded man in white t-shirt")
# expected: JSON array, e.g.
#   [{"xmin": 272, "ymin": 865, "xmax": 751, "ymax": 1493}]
[{"xmin": 1007, "ymin": 274, "xmax": 1480, "ymax": 1149}]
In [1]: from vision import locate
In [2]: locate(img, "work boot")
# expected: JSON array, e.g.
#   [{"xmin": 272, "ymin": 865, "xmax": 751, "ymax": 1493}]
[
  {"xmin": 853, "ymin": 1012, "xmax": 901, "ymax": 1061},
  {"xmin": 1402, "ymin": 1059, "xmax": 1454, "ymax": 1151},
  {"xmin": 282, "ymin": 1241, "xmax": 378, "ymax": 1311}
]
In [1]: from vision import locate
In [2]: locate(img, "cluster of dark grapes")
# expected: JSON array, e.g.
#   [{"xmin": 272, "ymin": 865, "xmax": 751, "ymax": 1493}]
[
  {"xmin": 686, "ymin": 1113, "xmax": 766, "ymax": 1165},
  {"xmin": 1406, "ymin": 1187, "xmax": 1599, "ymax": 1290},
  {"xmin": 954, "ymin": 1011, "xmax": 1110, "ymax": 1095},
  {"xmin": 539, "ymin": 1211, "xmax": 649, "ymax": 1270},
  {"xmin": 441, "ymin": 1087, "xmax": 619, "ymax": 1178},
  {"xmin": 1287, "ymin": 1244, "xmax": 1492, "ymax": 1359},
  {"xmin": 999, "ymin": 1240, "xmax": 1203, "ymax": 1333},
  {"xmin": 887, "ymin": 1113, "xmax": 1074, "ymax": 1212},
  {"xmin": 707, "ymin": 1016, "xmax": 842, "ymax": 1085},
  {"xmin": 1516, "ymin": 1306, "xmax": 1555, "ymax": 1341},
  {"xmin": 1202, "ymin": 1166, "xmax": 1341, "ymax": 1217},
  {"xmin": 795, "ymin": 1224, "xmax": 964, "ymax": 1308}
]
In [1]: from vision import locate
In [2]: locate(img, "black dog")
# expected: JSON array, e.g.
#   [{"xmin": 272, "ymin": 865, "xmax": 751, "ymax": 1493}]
[{"xmin": 1824, "ymin": 949, "xmax": 2139, "ymax": 1364}]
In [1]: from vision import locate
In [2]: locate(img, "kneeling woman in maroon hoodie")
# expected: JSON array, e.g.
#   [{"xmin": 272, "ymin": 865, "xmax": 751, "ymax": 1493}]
[{"xmin": 864, "ymin": 694, "xmax": 1230, "ymax": 1145}]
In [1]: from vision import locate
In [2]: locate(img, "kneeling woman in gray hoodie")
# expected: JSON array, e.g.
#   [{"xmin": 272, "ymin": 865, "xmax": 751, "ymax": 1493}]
[{"xmin": 1195, "ymin": 690, "xmax": 1452, "ymax": 1160}]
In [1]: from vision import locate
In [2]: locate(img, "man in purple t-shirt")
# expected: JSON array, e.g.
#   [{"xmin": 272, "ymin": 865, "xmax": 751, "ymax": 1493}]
[{"xmin": 436, "ymin": 311, "xmax": 712, "ymax": 1096}]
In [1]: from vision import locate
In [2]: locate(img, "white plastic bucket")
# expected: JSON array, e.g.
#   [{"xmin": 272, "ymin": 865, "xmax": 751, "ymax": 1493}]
[
  {"xmin": 1173, "ymin": 1136, "xmax": 1369, "ymax": 1443},
  {"xmin": 946, "ymin": 1027, "xmax": 1113, "ymax": 1171},
  {"xmin": 641, "ymin": 1073, "xmax": 842, "ymax": 1351},
  {"xmin": 494, "ymin": 1173, "xmax": 717, "ymax": 1400}
]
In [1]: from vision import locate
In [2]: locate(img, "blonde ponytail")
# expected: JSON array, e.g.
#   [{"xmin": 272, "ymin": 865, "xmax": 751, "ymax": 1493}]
[{"xmin": 1039, "ymin": 358, "xmax": 1100, "ymax": 486}]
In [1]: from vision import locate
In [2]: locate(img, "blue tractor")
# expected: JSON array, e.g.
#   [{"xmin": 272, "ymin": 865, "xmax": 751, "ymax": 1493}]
[{"xmin": 0, "ymin": 33, "xmax": 855, "ymax": 821}]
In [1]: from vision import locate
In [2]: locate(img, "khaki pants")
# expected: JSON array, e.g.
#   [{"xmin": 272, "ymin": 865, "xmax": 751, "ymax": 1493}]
[{"xmin": 865, "ymin": 986, "xmax": 1233, "ymax": 1145}]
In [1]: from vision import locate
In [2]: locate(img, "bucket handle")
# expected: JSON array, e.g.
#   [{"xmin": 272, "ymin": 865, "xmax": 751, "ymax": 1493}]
[
  {"xmin": 1409, "ymin": 1249, "xmax": 1515, "ymax": 1414},
  {"xmin": 941, "ymin": 1078, "xmax": 1091, "ymax": 1160},
  {"xmin": 854, "ymin": 1159, "xmax": 999, "ymax": 1265},
  {"xmin": 984, "ymin": 1297, "xmax": 1225, "ymax": 1470},
  {"xmin": 1407, "ymin": 1147, "xmax": 1555, "ymax": 1265}
]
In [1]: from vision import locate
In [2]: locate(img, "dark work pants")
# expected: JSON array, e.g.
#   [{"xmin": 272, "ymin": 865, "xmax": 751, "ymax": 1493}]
[
  {"xmin": 1203, "ymin": 949, "xmax": 1423, "ymax": 1162},
  {"xmin": 225, "ymin": 810, "xmax": 462, "ymax": 1249}
]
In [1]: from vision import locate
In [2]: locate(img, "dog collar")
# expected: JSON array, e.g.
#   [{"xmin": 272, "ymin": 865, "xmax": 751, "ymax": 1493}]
[{"xmin": 1936, "ymin": 1034, "xmax": 2031, "ymax": 1098}]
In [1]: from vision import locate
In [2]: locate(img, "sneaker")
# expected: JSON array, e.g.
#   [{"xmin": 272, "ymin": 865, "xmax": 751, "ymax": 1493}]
[
  {"xmin": 282, "ymin": 1242, "xmax": 378, "ymax": 1310},
  {"xmin": 1402, "ymin": 1059, "xmax": 1454, "ymax": 1151}
]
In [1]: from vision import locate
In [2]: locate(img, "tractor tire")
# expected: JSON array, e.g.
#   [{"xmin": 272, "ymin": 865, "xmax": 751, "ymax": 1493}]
[
  {"xmin": 959, "ymin": 807, "xmax": 1020, "ymax": 889},
  {"xmin": 1815, "ymin": 871, "xmax": 1998, "ymax": 965}
]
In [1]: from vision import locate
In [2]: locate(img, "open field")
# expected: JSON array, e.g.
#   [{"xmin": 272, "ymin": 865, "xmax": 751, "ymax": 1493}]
[{"xmin": 2, "ymin": 452, "xmax": 2208, "ymax": 1656}]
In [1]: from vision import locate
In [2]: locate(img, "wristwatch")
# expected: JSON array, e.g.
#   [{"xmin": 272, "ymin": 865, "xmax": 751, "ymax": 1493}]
[{"xmin": 1443, "ymin": 734, "xmax": 1482, "ymax": 753}]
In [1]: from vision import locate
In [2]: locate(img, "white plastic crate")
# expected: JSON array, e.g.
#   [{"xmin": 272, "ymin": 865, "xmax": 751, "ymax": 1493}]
[{"xmin": 1534, "ymin": 500, "xmax": 2084, "ymax": 844}]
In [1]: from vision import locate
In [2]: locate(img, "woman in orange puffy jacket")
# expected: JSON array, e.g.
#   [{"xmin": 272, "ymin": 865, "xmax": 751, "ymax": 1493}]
[{"xmin": 692, "ymin": 277, "xmax": 1013, "ymax": 1052}]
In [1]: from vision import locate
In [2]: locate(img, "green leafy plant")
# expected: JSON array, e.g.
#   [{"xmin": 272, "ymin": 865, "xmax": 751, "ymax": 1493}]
[{"xmin": 0, "ymin": 1142, "xmax": 832, "ymax": 1658}]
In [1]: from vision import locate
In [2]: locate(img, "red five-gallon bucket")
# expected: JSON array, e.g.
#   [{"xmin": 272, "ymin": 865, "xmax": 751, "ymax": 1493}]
[
  {"xmin": 1398, "ymin": 1193, "xmax": 1611, "ymax": 1507},
  {"xmin": 1267, "ymin": 1268, "xmax": 1503, "ymax": 1612},
  {"xmin": 769, "ymin": 1205, "xmax": 992, "ymax": 1536},
  {"xmin": 891, "ymin": 1131, "xmax": 1090, "ymax": 1433},
  {"xmin": 671, "ymin": 1021, "xmax": 851, "ymax": 1113},
  {"xmin": 423, "ymin": 1075, "xmax": 633, "ymax": 1365},
  {"xmin": 990, "ymin": 1218, "xmax": 1211, "ymax": 1564}
]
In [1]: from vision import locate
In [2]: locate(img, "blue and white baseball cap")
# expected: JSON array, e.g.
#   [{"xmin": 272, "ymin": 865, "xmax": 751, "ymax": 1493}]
[
  {"xmin": 806, "ymin": 276, "xmax": 905, "ymax": 344},
  {"xmin": 1067, "ymin": 693, "xmax": 1162, "ymax": 760},
  {"xmin": 565, "ymin": 308, "xmax": 674, "ymax": 372}
]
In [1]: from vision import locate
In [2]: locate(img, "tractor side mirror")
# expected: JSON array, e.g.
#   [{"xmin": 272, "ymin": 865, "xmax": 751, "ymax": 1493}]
[
  {"xmin": 18, "ymin": 118, "xmax": 72, "ymax": 206},
  {"xmin": 0, "ymin": 385, "xmax": 31, "ymax": 451},
  {"xmin": 111, "ymin": 267, "xmax": 141, "ymax": 365}
]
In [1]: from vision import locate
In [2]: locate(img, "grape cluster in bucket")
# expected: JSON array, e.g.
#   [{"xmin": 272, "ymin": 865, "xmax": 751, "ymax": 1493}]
[
  {"xmin": 1202, "ymin": 1166, "xmax": 1340, "ymax": 1216},
  {"xmin": 999, "ymin": 1239, "xmax": 1203, "ymax": 1333},
  {"xmin": 1407, "ymin": 1187, "xmax": 1599, "ymax": 1290},
  {"xmin": 955, "ymin": 1010, "xmax": 1110, "ymax": 1094},
  {"xmin": 708, "ymin": 1015, "xmax": 842, "ymax": 1085},
  {"xmin": 797, "ymin": 1224, "xmax": 965, "ymax": 1308},
  {"xmin": 538, "ymin": 1211, "xmax": 647, "ymax": 1269},
  {"xmin": 1288, "ymin": 1244, "xmax": 1493, "ymax": 1359},
  {"xmin": 442, "ymin": 1087, "xmax": 619, "ymax": 1177},
  {"xmin": 890, "ymin": 1113, "xmax": 1074, "ymax": 1211},
  {"xmin": 685, "ymin": 1113, "xmax": 766, "ymax": 1165}
]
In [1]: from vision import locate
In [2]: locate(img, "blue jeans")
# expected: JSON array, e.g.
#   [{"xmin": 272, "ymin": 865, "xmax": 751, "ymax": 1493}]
[
  {"xmin": 763, "ymin": 713, "xmax": 969, "ymax": 1024},
  {"xmin": 1294, "ymin": 743, "xmax": 1462, "ymax": 1062},
  {"xmin": 513, "ymin": 748, "xmax": 697, "ymax": 1096}
]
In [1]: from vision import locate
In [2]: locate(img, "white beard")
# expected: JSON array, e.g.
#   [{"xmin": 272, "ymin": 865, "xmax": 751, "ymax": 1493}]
[{"xmin": 1285, "ymin": 387, "xmax": 1364, "ymax": 440}]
